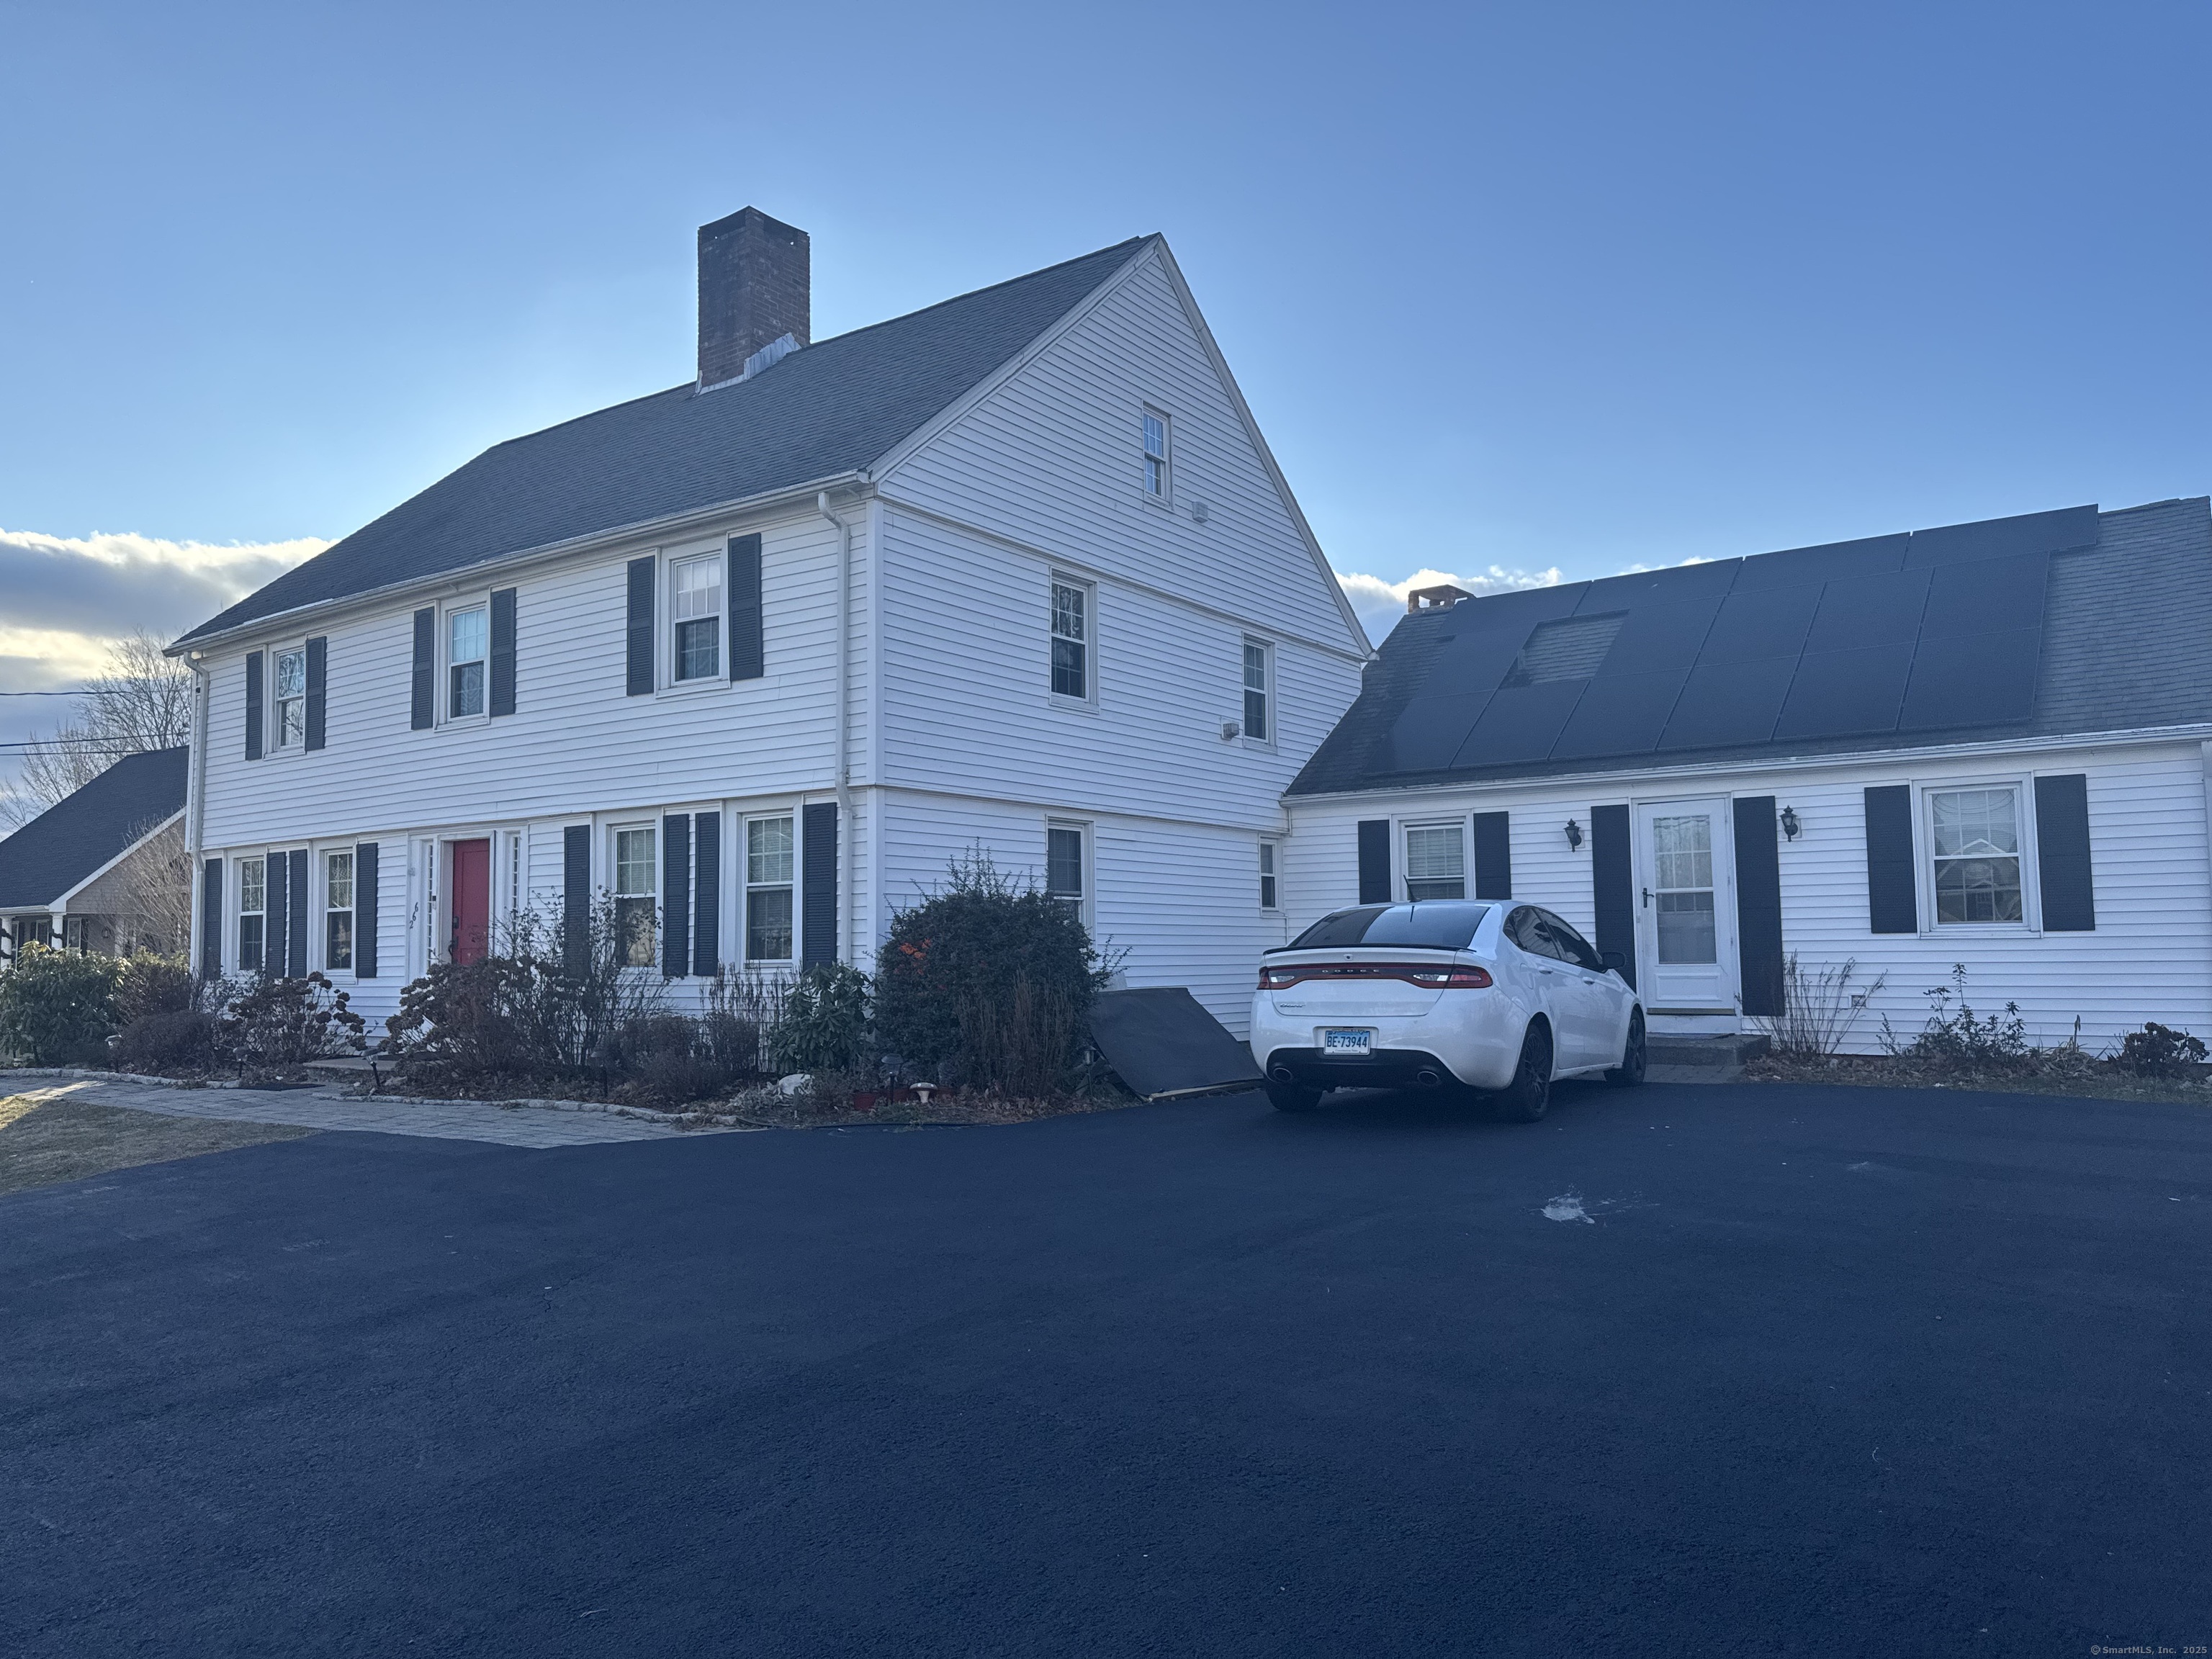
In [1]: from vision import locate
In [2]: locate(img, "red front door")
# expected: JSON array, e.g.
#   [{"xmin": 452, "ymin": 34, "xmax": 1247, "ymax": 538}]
[{"xmin": 449, "ymin": 839, "xmax": 491, "ymax": 965}]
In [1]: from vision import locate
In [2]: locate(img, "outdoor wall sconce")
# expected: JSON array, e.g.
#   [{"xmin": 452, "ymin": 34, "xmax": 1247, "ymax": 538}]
[
  {"xmin": 1780, "ymin": 806, "xmax": 1801, "ymax": 841},
  {"xmin": 1564, "ymin": 818, "xmax": 1584, "ymax": 852}
]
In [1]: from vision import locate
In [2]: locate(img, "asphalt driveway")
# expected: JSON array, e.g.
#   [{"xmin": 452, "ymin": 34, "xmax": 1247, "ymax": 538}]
[{"xmin": 4, "ymin": 1079, "xmax": 2208, "ymax": 1656}]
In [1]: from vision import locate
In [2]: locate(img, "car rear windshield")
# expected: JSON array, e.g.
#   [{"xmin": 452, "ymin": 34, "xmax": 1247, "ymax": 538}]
[{"xmin": 1285, "ymin": 902, "xmax": 1492, "ymax": 951}]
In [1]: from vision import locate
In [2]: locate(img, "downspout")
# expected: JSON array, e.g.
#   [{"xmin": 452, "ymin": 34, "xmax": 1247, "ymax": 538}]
[
  {"xmin": 817, "ymin": 492, "xmax": 853, "ymax": 963},
  {"xmin": 186, "ymin": 653, "xmax": 211, "ymax": 964}
]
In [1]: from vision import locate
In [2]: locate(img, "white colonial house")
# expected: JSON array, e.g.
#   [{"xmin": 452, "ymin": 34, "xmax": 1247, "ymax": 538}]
[
  {"xmin": 173, "ymin": 210, "xmax": 1370, "ymax": 1030},
  {"xmin": 1280, "ymin": 498, "xmax": 2212, "ymax": 1053}
]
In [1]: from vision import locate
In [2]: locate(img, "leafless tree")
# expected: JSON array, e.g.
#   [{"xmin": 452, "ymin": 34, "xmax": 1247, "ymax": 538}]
[
  {"xmin": 1, "ymin": 632, "xmax": 194, "ymax": 829},
  {"xmin": 115, "ymin": 817, "xmax": 194, "ymax": 957}
]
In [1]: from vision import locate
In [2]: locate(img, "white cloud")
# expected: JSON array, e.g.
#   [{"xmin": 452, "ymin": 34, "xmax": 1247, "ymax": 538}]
[{"xmin": 1332, "ymin": 562, "xmax": 1564, "ymax": 642}]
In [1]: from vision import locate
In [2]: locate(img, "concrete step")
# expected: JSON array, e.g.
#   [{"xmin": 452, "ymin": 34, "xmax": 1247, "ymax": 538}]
[{"xmin": 1644, "ymin": 1033, "xmax": 1769, "ymax": 1083}]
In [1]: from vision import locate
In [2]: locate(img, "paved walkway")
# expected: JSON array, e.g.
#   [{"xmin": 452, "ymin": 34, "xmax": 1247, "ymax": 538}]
[{"xmin": 0, "ymin": 1074, "xmax": 715, "ymax": 1148}]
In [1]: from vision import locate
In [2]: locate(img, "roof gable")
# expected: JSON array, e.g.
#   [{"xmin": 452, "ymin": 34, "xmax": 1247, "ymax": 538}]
[
  {"xmin": 174, "ymin": 238, "xmax": 1148, "ymax": 647},
  {"xmin": 1289, "ymin": 499, "xmax": 2212, "ymax": 796},
  {"xmin": 0, "ymin": 747, "xmax": 189, "ymax": 909}
]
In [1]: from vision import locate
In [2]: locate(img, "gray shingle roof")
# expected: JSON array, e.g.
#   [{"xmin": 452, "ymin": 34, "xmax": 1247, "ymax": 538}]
[
  {"xmin": 1288, "ymin": 498, "xmax": 2212, "ymax": 797},
  {"xmin": 0, "ymin": 747, "xmax": 188, "ymax": 909},
  {"xmin": 174, "ymin": 238, "xmax": 1151, "ymax": 647}
]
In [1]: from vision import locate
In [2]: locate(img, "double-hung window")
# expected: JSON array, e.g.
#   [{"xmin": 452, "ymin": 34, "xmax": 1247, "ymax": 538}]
[
  {"xmin": 1929, "ymin": 786, "xmax": 2023, "ymax": 924},
  {"xmin": 1259, "ymin": 840, "xmax": 1279, "ymax": 910},
  {"xmin": 1242, "ymin": 639, "xmax": 1272, "ymax": 742},
  {"xmin": 449, "ymin": 606, "xmax": 487, "ymax": 718},
  {"xmin": 1046, "ymin": 824, "xmax": 1087, "ymax": 918},
  {"xmin": 745, "ymin": 816, "xmax": 794, "ymax": 961},
  {"xmin": 672, "ymin": 554, "xmax": 722, "ymax": 681},
  {"xmin": 273, "ymin": 648, "xmax": 306, "ymax": 749},
  {"xmin": 238, "ymin": 856, "xmax": 266, "ymax": 972},
  {"xmin": 1051, "ymin": 580, "xmax": 1089, "ymax": 700},
  {"xmin": 1404, "ymin": 822, "xmax": 1467, "ymax": 902},
  {"xmin": 1142, "ymin": 408, "xmax": 1169, "ymax": 499},
  {"xmin": 325, "ymin": 850, "xmax": 354, "ymax": 971},
  {"xmin": 613, "ymin": 825, "xmax": 657, "ymax": 967}
]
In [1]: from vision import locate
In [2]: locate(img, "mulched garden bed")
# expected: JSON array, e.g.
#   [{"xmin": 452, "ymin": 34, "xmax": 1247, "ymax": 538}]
[{"xmin": 1744, "ymin": 1051, "xmax": 2212, "ymax": 1105}]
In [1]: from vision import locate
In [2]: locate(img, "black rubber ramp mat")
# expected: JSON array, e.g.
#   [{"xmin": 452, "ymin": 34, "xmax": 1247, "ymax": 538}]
[{"xmin": 1088, "ymin": 986, "xmax": 1264, "ymax": 1101}]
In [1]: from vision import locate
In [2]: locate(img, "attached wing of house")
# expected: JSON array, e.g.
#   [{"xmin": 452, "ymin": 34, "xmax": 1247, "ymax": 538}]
[{"xmin": 0, "ymin": 746, "xmax": 189, "ymax": 959}]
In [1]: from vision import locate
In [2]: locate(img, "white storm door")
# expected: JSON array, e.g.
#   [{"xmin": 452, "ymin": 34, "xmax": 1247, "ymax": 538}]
[{"xmin": 1632, "ymin": 799, "xmax": 1738, "ymax": 1013}]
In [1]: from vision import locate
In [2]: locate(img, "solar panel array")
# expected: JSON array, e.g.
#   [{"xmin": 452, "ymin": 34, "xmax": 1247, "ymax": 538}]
[{"xmin": 1385, "ymin": 505, "xmax": 2092, "ymax": 776}]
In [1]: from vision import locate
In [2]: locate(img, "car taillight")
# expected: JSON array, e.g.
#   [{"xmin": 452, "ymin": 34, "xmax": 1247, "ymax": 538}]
[
  {"xmin": 1258, "ymin": 963, "xmax": 1492, "ymax": 990},
  {"xmin": 1408, "ymin": 966, "xmax": 1493, "ymax": 988},
  {"xmin": 1259, "ymin": 967, "xmax": 1300, "ymax": 989}
]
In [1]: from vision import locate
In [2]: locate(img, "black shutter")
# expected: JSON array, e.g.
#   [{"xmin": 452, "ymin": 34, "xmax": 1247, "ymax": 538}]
[
  {"xmin": 490, "ymin": 588, "xmax": 517, "ymax": 717},
  {"xmin": 729, "ymin": 534, "xmax": 763, "ymax": 681},
  {"xmin": 1863, "ymin": 785, "xmax": 1917, "ymax": 934},
  {"xmin": 693, "ymin": 811, "xmax": 721, "ymax": 976},
  {"xmin": 1733, "ymin": 796, "xmax": 1784, "ymax": 1017},
  {"xmin": 1357, "ymin": 819, "xmax": 1392, "ymax": 904},
  {"xmin": 354, "ymin": 841, "xmax": 379, "ymax": 978},
  {"xmin": 626, "ymin": 557, "xmax": 656, "ymax": 695},
  {"xmin": 265, "ymin": 849, "xmax": 289, "ymax": 978},
  {"xmin": 410, "ymin": 608, "xmax": 435, "ymax": 730},
  {"xmin": 1472, "ymin": 811, "xmax": 1513, "ymax": 900},
  {"xmin": 287, "ymin": 849, "xmax": 309, "ymax": 977},
  {"xmin": 2035, "ymin": 773, "xmax": 2096, "ymax": 931},
  {"xmin": 562, "ymin": 824, "xmax": 592, "ymax": 979},
  {"xmin": 801, "ymin": 802, "xmax": 837, "ymax": 966},
  {"xmin": 305, "ymin": 636, "xmax": 327, "ymax": 751},
  {"xmin": 662, "ymin": 814, "xmax": 691, "ymax": 979},
  {"xmin": 1591, "ymin": 804, "xmax": 1635, "ymax": 990},
  {"xmin": 200, "ymin": 858, "xmax": 223, "ymax": 979},
  {"xmin": 244, "ymin": 651, "xmax": 264, "ymax": 760}
]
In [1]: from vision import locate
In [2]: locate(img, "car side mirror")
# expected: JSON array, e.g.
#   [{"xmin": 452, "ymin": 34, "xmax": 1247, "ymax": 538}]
[{"xmin": 1599, "ymin": 950, "xmax": 1627, "ymax": 974}]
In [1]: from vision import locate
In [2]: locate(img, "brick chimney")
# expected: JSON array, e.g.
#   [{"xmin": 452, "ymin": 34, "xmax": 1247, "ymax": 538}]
[{"xmin": 697, "ymin": 207, "xmax": 809, "ymax": 389}]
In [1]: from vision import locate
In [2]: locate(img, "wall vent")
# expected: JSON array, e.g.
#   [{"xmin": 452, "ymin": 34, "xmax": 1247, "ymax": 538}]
[{"xmin": 1501, "ymin": 612, "xmax": 1624, "ymax": 686}]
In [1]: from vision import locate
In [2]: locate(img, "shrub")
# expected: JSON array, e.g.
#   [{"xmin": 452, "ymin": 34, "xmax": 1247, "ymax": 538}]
[
  {"xmin": 2116, "ymin": 1022, "xmax": 2208, "ymax": 1079},
  {"xmin": 769, "ymin": 962, "xmax": 872, "ymax": 1074},
  {"xmin": 874, "ymin": 850, "xmax": 1105, "ymax": 1089},
  {"xmin": 221, "ymin": 972, "xmax": 366, "ymax": 1070},
  {"xmin": 112, "ymin": 1009, "xmax": 220, "ymax": 1074},
  {"xmin": 112, "ymin": 952, "xmax": 197, "ymax": 1025},
  {"xmin": 1881, "ymin": 963, "xmax": 2029, "ymax": 1069},
  {"xmin": 0, "ymin": 944, "xmax": 124, "ymax": 1064},
  {"xmin": 1758, "ymin": 956, "xmax": 1887, "ymax": 1061}
]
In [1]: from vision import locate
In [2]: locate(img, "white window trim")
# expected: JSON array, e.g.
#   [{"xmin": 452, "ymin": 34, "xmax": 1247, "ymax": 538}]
[
  {"xmin": 658, "ymin": 541, "xmax": 733, "ymax": 698},
  {"xmin": 440, "ymin": 595, "xmax": 493, "ymax": 729},
  {"xmin": 741, "ymin": 810, "xmax": 799, "ymax": 964},
  {"xmin": 1141, "ymin": 405, "xmax": 1172, "ymax": 508},
  {"xmin": 1241, "ymin": 636, "xmax": 1276, "ymax": 750},
  {"xmin": 1402, "ymin": 817, "xmax": 1472, "ymax": 904},
  {"xmin": 1048, "ymin": 573, "xmax": 1098, "ymax": 710},
  {"xmin": 266, "ymin": 640, "xmax": 310, "ymax": 757},
  {"xmin": 1258, "ymin": 837, "xmax": 1280, "ymax": 912},
  {"xmin": 1914, "ymin": 775, "xmax": 2041, "ymax": 935},
  {"xmin": 1046, "ymin": 817, "xmax": 1093, "ymax": 929}
]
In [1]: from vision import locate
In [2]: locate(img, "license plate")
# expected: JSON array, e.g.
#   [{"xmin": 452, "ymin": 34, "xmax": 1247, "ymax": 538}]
[{"xmin": 1321, "ymin": 1028, "xmax": 1373, "ymax": 1056}]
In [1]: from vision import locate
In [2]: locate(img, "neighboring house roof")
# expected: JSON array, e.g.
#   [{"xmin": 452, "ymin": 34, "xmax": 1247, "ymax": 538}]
[
  {"xmin": 174, "ymin": 238, "xmax": 1152, "ymax": 647},
  {"xmin": 1288, "ymin": 498, "xmax": 2212, "ymax": 796},
  {"xmin": 0, "ymin": 747, "xmax": 189, "ymax": 909}
]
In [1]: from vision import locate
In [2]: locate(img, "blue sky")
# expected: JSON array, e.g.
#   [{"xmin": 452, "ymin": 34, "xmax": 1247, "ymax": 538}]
[{"xmin": 3, "ymin": 1, "xmax": 2208, "ymax": 742}]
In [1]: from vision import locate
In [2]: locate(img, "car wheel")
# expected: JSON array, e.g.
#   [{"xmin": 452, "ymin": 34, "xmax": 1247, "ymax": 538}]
[
  {"xmin": 1266, "ymin": 1078, "xmax": 1324, "ymax": 1113},
  {"xmin": 1493, "ymin": 1020, "xmax": 1554, "ymax": 1123},
  {"xmin": 1606, "ymin": 1010, "xmax": 1647, "ymax": 1087}
]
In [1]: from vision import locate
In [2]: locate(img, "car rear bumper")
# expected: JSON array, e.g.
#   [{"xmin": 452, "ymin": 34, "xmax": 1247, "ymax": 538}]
[{"xmin": 1259, "ymin": 1047, "xmax": 1471, "ymax": 1091}]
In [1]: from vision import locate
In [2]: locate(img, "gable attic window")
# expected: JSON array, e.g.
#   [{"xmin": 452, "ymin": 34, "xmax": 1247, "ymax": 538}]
[
  {"xmin": 1142, "ymin": 408, "xmax": 1169, "ymax": 500},
  {"xmin": 1500, "ymin": 613, "xmax": 1625, "ymax": 687},
  {"xmin": 272, "ymin": 648, "xmax": 307, "ymax": 748}
]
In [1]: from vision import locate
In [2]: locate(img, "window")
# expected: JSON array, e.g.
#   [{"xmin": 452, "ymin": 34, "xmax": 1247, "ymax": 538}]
[
  {"xmin": 238, "ymin": 856, "xmax": 266, "ymax": 973},
  {"xmin": 1929, "ymin": 786, "xmax": 2023, "ymax": 925},
  {"xmin": 273, "ymin": 648, "xmax": 306, "ymax": 748},
  {"xmin": 325, "ymin": 850, "xmax": 354, "ymax": 971},
  {"xmin": 1537, "ymin": 909, "xmax": 1604, "ymax": 973},
  {"xmin": 671, "ymin": 553, "xmax": 722, "ymax": 681},
  {"xmin": 13, "ymin": 916, "xmax": 54, "ymax": 953},
  {"xmin": 745, "ymin": 816, "xmax": 794, "ymax": 961},
  {"xmin": 1047, "ymin": 824, "xmax": 1086, "ymax": 916},
  {"xmin": 449, "ymin": 606, "xmax": 487, "ymax": 718},
  {"xmin": 1259, "ymin": 840, "xmax": 1279, "ymax": 910},
  {"xmin": 613, "ymin": 825, "xmax": 657, "ymax": 967},
  {"xmin": 1051, "ymin": 580, "xmax": 1089, "ymax": 700},
  {"xmin": 1142, "ymin": 408, "xmax": 1169, "ymax": 499},
  {"xmin": 1242, "ymin": 639, "xmax": 1272, "ymax": 742},
  {"xmin": 1403, "ymin": 823, "xmax": 1466, "ymax": 901},
  {"xmin": 1651, "ymin": 813, "xmax": 1718, "ymax": 963}
]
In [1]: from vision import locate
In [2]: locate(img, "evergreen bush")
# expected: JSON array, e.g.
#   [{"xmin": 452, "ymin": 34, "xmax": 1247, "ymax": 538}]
[{"xmin": 0, "ymin": 944, "xmax": 124, "ymax": 1064}]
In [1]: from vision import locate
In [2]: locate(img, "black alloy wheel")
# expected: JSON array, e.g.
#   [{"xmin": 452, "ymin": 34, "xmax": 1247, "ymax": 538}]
[
  {"xmin": 1606, "ymin": 1010, "xmax": 1647, "ymax": 1087},
  {"xmin": 1494, "ymin": 1021, "xmax": 1554, "ymax": 1123}
]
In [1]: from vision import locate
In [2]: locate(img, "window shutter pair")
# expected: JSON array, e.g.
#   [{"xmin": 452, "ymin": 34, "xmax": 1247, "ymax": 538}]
[
  {"xmin": 243, "ymin": 639, "xmax": 329, "ymax": 753},
  {"xmin": 1861, "ymin": 777, "xmax": 2094, "ymax": 933},
  {"xmin": 261, "ymin": 849, "xmax": 307, "ymax": 977},
  {"xmin": 625, "ymin": 537, "xmax": 763, "ymax": 694},
  {"xmin": 413, "ymin": 593, "xmax": 516, "ymax": 725}
]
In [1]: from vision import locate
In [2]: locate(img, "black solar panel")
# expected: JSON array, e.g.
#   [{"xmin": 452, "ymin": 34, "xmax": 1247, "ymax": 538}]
[
  {"xmin": 1452, "ymin": 681, "xmax": 1588, "ymax": 768},
  {"xmin": 1386, "ymin": 693, "xmax": 1488, "ymax": 773},
  {"xmin": 1905, "ymin": 505, "xmax": 2097, "ymax": 567},
  {"xmin": 1658, "ymin": 657, "xmax": 1796, "ymax": 750},
  {"xmin": 1576, "ymin": 557, "xmax": 1742, "ymax": 614},
  {"xmin": 1898, "ymin": 626, "xmax": 2042, "ymax": 729},
  {"xmin": 1771, "ymin": 642, "xmax": 1915, "ymax": 739},
  {"xmin": 1550, "ymin": 669, "xmax": 1686, "ymax": 759},
  {"xmin": 1918, "ymin": 551, "xmax": 2050, "ymax": 639},
  {"xmin": 1804, "ymin": 567, "xmax": 1933, "ymax": 653},
  {"xmin": 1700, "ymin": 584, "xmax": 1822, "ymax": 662},
  {"xmin": 1732, "ymin": 533, "xmax": 1908, "ymax": 592},
  {"xmin": 1594, "ymin": 596, "xmax": 1725, "ymax": 676}
]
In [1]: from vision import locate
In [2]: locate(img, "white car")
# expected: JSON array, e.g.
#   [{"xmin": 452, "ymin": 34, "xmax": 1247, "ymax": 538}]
[{"xmin": 1249, "ymin": 900, "xmax": 1646, "ymax": 1119}]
